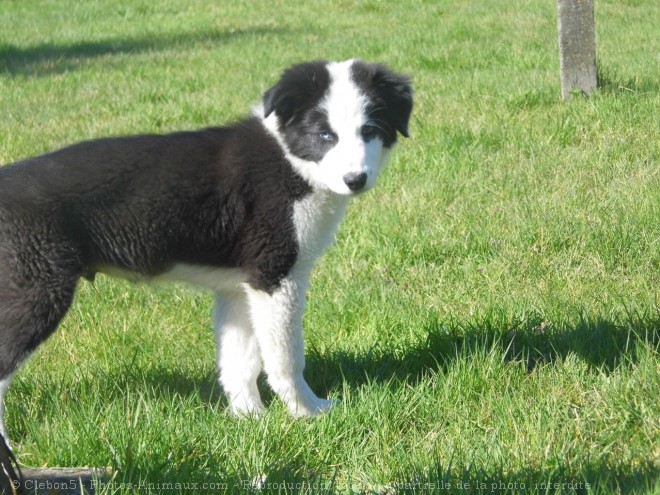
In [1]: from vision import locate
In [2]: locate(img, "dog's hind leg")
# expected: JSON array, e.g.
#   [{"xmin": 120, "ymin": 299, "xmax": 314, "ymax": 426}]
[
  {"xmin": 0, "ymin": 282, "xmax": 78, "ymax": 441},
  {"xmin": 213, "ymin": 292, "xmax": 265, "ymax": 415},
  {"xmin": 0, "ymin": 242, "xmax": 81, "ymax": 441}
]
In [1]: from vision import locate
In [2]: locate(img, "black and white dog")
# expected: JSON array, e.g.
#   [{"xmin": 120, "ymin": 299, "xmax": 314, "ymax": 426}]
[{"xmin": 0, "ymin": 59, "xmax": 412, "ymax": 438}]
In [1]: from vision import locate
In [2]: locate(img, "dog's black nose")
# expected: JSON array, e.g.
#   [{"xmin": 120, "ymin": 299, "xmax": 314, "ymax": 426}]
[{"xmin": 343, "ymin": 172, "xmax": 368, "ymax": 191}]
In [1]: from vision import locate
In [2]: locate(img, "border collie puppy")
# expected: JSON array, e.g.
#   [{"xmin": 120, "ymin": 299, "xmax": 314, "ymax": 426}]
[{"xmin": 0, "ymin": 59, "xmax": 412, "ymax": 438}]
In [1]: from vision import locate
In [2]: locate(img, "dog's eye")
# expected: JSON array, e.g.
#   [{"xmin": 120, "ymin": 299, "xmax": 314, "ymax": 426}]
[
  {"xmin": 361, "ymin": 124, "xmax": 379, "ymax": 140},
  {"xmin": 319, "ymin": 131, "xmax": 335, "ymax": 142}
]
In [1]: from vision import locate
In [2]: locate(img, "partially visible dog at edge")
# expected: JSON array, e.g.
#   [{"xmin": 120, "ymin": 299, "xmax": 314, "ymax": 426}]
[{"xmin": 0, "ymin": 59, "xmax": 413, "ymax": 442}]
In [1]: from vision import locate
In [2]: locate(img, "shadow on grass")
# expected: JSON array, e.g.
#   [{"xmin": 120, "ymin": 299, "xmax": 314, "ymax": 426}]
[
  {"xmin": 146, "ymin": 315, "xmax": 660, "ymax": 409},
  {"xmin": 382, "ymin": 460, "xmax": 660, "ymax": 495},
  {"xmin": 306, "ymin": 311, "xmax": 660, "ymax": 393},
  {"xmin": 0, "ymin": 27, "xmax": 284, "ymax": 76},
  {"xmin": 130, "ymin": 310, "xmax": 660, "ymax": 409},
  {"xmin": 109, "ymin": 458, "xmax": 660, "ymax": 494},
  {"xmin": 596, "ymin": 64, "xmax": 660, "ymax": 94}
]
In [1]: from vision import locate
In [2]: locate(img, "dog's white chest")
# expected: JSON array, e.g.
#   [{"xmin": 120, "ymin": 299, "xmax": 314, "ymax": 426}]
[{"xmin": 293, "ymin": 191, "xmax": 349, "ymax": 263}]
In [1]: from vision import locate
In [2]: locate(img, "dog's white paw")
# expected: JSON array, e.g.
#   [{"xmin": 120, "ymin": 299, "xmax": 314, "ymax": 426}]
[
  {"xmin": 289, "ymin": 396, "xmax": 338, "ymax": 417},
  {"xmin": 268, "ymin": 374, "xmax": 338, "ymax": 417},
  {"xmin": 226, "ymin": 390, "xmax": 265, "ymax": 417}
]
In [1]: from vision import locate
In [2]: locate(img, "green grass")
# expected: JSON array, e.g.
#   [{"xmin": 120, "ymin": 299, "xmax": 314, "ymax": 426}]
[{"xmin": 1, "ymin": 0, "xmax": 659, "ymax": 493}]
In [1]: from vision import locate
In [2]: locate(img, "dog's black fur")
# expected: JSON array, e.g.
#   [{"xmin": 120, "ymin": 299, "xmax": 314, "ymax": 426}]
[{"xmin": 0, "ymin": 116, "xmax": 317, "ymax": 376}]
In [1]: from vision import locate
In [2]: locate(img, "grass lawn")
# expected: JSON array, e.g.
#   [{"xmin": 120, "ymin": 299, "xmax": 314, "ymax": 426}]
[{"xmin": 1, "ymin": 0, "xmax": 659, "ymax": 493}]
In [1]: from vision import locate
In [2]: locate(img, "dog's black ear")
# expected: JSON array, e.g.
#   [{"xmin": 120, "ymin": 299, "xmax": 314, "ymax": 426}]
[
  {"xmin": 372, "ymin": 65, "xmax": 414, "ymax": 138},
  {"xmin": 263, "ymin": 61, "xmax": 330, "ymax": 126}
]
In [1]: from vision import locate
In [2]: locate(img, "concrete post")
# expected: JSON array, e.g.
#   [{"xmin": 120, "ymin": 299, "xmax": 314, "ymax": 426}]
[{"xmin": 557, "ymin": 0, "xmax": 597, "ymax": 99}]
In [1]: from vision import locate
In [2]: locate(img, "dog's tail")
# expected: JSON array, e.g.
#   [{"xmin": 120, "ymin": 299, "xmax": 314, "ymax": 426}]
[{"xmin": 0, "ymin": 433, "xmax": 21, "ymax": 495}]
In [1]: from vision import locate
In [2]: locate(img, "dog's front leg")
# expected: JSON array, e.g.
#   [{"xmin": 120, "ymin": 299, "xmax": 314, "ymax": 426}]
[
  {"xmin": 213, "ymin": 293, "xmax": 265, "ymax": 415},
  {"xmin": 245, "ymin": 274, "xmax": 335, "ymax": 417}
]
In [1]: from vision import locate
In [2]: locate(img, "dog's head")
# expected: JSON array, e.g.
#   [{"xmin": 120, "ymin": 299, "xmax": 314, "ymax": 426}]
[{"xmin": 261, "ymin": 59, "xmax": 413, "ymax": 195}]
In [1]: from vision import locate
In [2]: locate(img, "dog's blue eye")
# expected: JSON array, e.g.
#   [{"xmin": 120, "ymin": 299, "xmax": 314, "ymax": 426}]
[
  {"xmin": 361, "ymin": 125, "xmax": 375, "ymax": 139},
  {"xmin": 319, "ymin": 131, "xmax": 334, "ymax": 141}
]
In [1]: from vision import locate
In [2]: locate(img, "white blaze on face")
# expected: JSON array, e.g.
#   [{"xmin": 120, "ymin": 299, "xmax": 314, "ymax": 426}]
[
  {"xmin": 259, "ymin": 59, "xmax": 394, "ymax": 196},
  {"xmin": 316, "ymin": 60, "xmax": 390, "ymax": 195}
]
